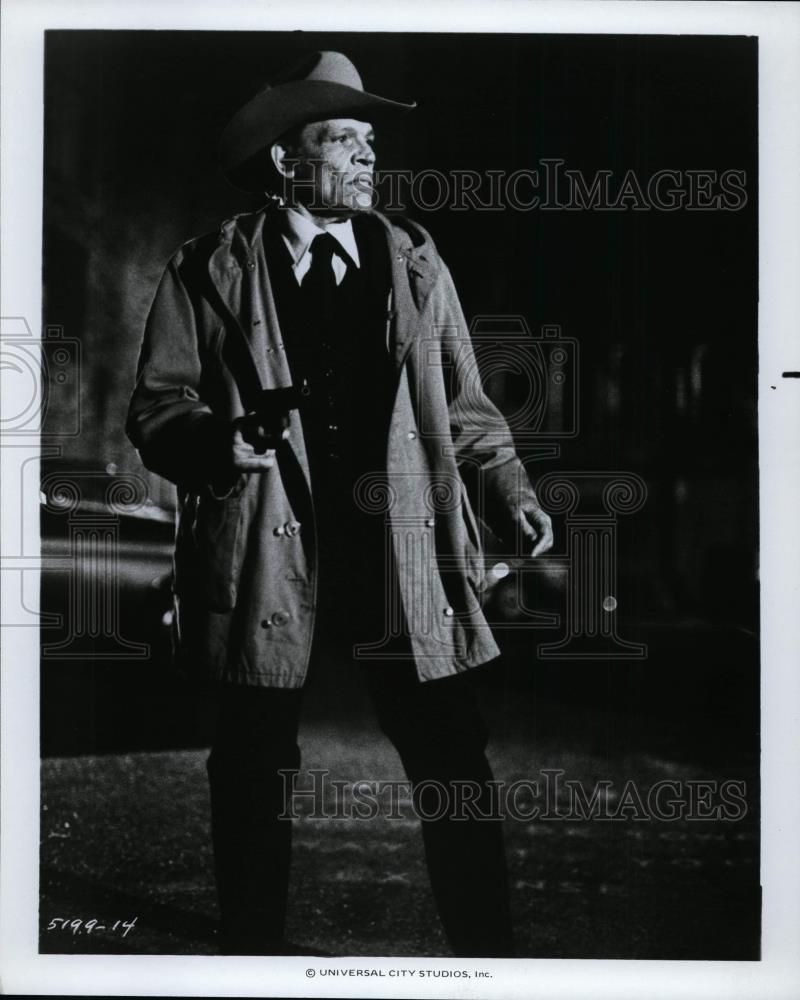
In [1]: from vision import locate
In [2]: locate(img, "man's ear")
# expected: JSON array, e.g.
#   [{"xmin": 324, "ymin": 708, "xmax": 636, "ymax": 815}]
[{"xmin": 270, "ymin": 142, "xmax": 295, "ymax": 180}]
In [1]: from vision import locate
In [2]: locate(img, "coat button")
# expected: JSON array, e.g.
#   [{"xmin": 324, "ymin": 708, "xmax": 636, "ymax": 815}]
[
  {"xmin": 260, "ymin": 619, "xmax": 272, "ymax": 629},
  {"xmin": 425, "ymin": 517, "xmax": 435, "ymax": 528},
  {"xmin": 286, "ymin": 521, "xmax": 301, "ymax": 537},
  {"xmin": 273, "ymin": 525, "xmax": 286, "ymax": 536},
  {"xmin": 443, "ymin": 606, "xmax": 455, "ymax": 617},
  {"xmin": 407, "ymin": 430, "xmax": 417, "ymax": 440},
  {"xmin": 271, "ymin": 610, "xmax": 290, "ymax": 627}
]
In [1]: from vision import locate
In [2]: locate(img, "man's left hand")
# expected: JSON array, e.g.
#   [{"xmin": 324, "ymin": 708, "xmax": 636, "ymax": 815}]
[{"xmin": 516, "ymin": 500, "xmax": 554, "ymax": 557}]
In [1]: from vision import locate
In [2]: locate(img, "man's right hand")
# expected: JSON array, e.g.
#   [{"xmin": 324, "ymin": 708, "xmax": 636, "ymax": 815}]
[{"xmin": 231, "ymin": 414, "xmax": 290, "ymax": 472}]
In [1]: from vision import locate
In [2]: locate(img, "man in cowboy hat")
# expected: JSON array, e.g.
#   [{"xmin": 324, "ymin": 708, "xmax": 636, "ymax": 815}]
[{"xmin": 127, "ymin": 50, "xmax": 553, "ymax": 957}]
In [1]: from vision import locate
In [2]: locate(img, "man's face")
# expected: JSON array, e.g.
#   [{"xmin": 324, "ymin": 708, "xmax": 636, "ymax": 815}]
[{"xmin": 287, "ymin": 118, "xmax": 376, "ymax": 215}]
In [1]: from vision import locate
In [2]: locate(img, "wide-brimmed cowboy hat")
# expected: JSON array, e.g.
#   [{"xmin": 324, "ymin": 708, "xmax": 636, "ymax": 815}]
[{"xmin": 220, "ymin": 50, "xmax": 416, "ymax": 189}]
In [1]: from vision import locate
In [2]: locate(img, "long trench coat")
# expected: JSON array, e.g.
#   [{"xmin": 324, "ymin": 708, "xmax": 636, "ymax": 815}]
[{"xmin": 127, "ymin": 205, "xmax": 537, "ymax": 687}]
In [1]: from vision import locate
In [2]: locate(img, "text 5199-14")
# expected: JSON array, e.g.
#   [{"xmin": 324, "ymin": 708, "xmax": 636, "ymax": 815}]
[{"xmin": 46, "ymin": 917, "xmax": 138, "ymax": 937}]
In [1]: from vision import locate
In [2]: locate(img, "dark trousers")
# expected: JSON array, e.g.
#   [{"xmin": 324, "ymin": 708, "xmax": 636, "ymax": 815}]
[{"xmin": 206, "ymin": 645, "xmax": 514, "ymax": 957}]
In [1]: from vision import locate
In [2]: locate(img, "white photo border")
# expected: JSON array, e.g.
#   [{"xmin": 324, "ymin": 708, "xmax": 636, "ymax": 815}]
[{"xmin": 2, "ymin": 1, "xmax": 799, "ymax": 997}]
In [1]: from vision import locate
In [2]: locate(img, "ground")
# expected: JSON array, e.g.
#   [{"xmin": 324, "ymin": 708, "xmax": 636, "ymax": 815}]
[{"xmin": 40, "ymin": 691, "xmax": 759, "ymax": 959}]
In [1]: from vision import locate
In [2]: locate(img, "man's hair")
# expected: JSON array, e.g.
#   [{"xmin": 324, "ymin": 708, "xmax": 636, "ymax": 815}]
[{"xmin": 228, "ymin": 125, "xmax": 304, "ymax": 197}]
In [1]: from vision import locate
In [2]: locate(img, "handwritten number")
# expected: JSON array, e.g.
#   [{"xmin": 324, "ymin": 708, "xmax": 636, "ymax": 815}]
[{"xmin": 46, "ymin": 915, "xmax": 137, "ymax": 935}]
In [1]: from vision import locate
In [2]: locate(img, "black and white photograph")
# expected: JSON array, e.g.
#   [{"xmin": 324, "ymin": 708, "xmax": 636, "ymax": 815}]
[{"xmin": 1, "ymin": 2, "xmax": 799, "ymax": 998}]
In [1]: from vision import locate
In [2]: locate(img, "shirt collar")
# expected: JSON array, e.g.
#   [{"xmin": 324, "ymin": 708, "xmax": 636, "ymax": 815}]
[{"xmin": 281, "ymin": 207, "xmax": 360, "ymax": 269}]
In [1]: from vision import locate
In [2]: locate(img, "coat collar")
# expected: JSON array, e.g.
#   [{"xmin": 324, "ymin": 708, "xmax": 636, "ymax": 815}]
[
  {"xmin": 208, "ymin": 204, "xmax": 439, "ymax": 372},
  {"xmin": 364, "ymin": 210, "xmax": 438, "ymax": 367},
  {"xmin": 205, "ymin": 204, "xmax": 441, "ymax": 501}
]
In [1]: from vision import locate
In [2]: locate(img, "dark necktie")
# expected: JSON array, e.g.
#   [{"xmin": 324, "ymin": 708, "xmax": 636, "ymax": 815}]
[{"xmin": 300, "ymin": 232, "xmax": 345, "ymax": 299}]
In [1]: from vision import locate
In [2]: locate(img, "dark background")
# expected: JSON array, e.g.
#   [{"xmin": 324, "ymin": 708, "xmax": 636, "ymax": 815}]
[
  {"xmin": 42, "ymin": 30, "xmax": 758, "ymax": 616},
  {"xmin": 39, "ymin": 32, "xmax": 759, "ymax": 959}
]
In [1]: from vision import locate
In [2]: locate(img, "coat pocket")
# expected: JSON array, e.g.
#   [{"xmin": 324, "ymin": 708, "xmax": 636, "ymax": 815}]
[{"xmin": 194, "ymin": 488, "xmax": 245, "ymax": 611}]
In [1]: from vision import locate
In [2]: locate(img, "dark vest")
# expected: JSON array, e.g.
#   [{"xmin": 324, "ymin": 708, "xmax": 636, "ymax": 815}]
[{"xmin": 264, "ymin": 215, "xmax": 398, "ymax": 640}]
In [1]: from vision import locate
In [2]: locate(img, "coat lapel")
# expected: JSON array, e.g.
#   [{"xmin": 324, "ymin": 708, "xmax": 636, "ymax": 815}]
[
  {"xmin": 369, "ymin": 212, "xmax": 437, "ymax": 370},
  {"xmin": 205, "ymin": 206, "xmax": 437, "ymax": 494},
  {"xmin": 207, "ymin": 207, "xmax": 313, "ymax": 489},
  {"xmin": 207, "ymin": 211, "xmax": 276, "ymax": 397}
]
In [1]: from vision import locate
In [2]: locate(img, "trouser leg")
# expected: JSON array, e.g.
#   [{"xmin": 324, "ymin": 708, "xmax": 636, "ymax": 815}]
[
  {"xmin": 206, "ymin": 684, "xmax": 304, "ymax": 954},
  {"xmin": 363, "ymin": 662, "xmax": 515, "ymax": 958}
]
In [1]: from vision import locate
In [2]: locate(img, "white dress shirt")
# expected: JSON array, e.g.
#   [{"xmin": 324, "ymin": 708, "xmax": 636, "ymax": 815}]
[{"xmin": 280, "ymin": 207, "xmax": 361, "ymax": 286}]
